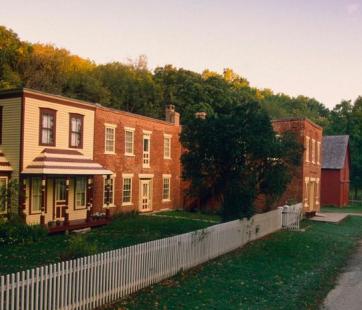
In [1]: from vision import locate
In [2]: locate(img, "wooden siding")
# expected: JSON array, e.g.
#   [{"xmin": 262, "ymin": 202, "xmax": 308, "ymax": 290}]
[
  {"xmin": 23, "ymin": 97, "xmax": 95, "ymax": 170},
  {"xmin": 0, "ymin": 97, "xmax": 22, "ymax": 179}
]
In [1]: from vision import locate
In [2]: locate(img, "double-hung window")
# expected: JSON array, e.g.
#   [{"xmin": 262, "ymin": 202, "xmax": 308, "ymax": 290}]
[
  {"xmin": 69, "ymin": 114, "xmax": 84, "ymax": 148},
  {"xmin": 162, "ymin": 175, "xmax": 171, "ymax": 201},
  {"xmin": 122, "ymin": 174, "xmax": 133, "ymax": 205},
  {"xmin": 31, "ymin": 177, "xmax": 42, "ymax": 213},
  {"xmin": 164, "ymin": 134, "xmax": 171, "ymax": 159},
  {"xmin": 143, "ymin": 132, "xmax": 151, "ymax": 167},
  {"xmin": 0, "ymin": 177, "xmax": 8, "ymax": 214},
  {"xmin": 105, "ymin": 124, "xmax": 116, "ymax": 154},
  {"xmin": 124, "ymin": 127, "xmax": 135, "ymax": 156},
  {"xmin": 75, "ymin": 177, "xmax": 87, "ymax": 209},
  {"xmin": 305, "ymin": 136, "xmax": 310, "ymax": 163},
  {"xmin": 39, "ymin": 108, "xmax": 56, "ymax": 146}
]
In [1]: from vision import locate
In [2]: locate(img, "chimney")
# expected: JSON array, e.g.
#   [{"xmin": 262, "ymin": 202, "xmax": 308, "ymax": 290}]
[
  {"xmin": 195, "ymin": 111, "xmax": 207, "ymax": 119},
  {"xmin": 165, "ymin": 104, "xmax": 180, "ymax": 125}
]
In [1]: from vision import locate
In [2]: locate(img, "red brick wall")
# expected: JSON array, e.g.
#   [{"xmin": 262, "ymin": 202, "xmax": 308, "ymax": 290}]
[
  {"xmin": 93, "ymin": 107, "xmax": 182, "ymax": 214},
  {"xmin": 271, "ymin": 118, "xmax": 323, "ymax": 213}
]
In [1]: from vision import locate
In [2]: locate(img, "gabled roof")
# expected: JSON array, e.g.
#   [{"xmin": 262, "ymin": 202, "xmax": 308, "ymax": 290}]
[
  {"xmin": 322, "ymin": 135, "xmax": 349, "ymax": 169},
  {"xmin": 22, "ymin": 148, "xmax": 113, "ymax": 175}
]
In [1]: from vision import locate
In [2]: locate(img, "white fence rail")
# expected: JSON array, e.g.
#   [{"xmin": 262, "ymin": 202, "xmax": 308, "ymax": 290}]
[
  {"xmin": 280, "ymin": 203, "xmax": 303, "ymax": 230},
  {"xmin": 0, "ymin": 209, "xmax": 282, "ymax": 310}
]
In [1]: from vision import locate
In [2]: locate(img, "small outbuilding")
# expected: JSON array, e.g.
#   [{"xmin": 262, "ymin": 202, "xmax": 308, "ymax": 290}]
[{"xmin": 321, "ymin": 135, "xmax": 350, "ymax": 207}]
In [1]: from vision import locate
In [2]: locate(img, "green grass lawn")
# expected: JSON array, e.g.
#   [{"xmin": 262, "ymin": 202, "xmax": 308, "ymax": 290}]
[
  {"xmin": 105, "ymin": 216, "xmax": 362, "ymax": 310},
  {"xmin": 152, "ymin": 210, "xmax": 221, "ymax": 222},
  {"xmin": 322, "ymin": 202, "xmax": 362, "ymax": 213},
  {"xmin": 0, "ymin": 214, "xmax": 213, "ymax": 275}
]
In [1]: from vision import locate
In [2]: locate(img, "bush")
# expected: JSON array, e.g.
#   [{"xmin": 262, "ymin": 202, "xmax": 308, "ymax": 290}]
[
  {"xmin": 0, "ymin": 215, "xmax": 47, "ymax": 245},
  {"xmin": 60, "ymin": 235, "xmax": 98, "ymax": 261}
]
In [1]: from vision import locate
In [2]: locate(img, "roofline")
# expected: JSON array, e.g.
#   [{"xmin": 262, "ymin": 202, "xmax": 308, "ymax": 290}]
[
  {"xmin": 0, "ymin": 88, "xmax": 178, "ymax": 126},
  {"xmin": 271, "ymin": 117, "xmax": 322, "ymax": 130}
]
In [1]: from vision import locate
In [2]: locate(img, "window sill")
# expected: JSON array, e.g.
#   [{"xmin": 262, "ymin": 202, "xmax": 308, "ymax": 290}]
[
  {"xmin": 104, "ymin": 152, "xmax": 116, "ymax": 155},
  {"xmin": 162, "ymin": 199, "xmax": 171, "ymax": 203},
  {"xmin": 103, "ymin": 204, "xmax": 116, "ymax": 208},
  {"xmin": 125, "ymin": 153, "xmax": 135, "ymax": 157},
  {"xmin": 164, "ymin": 157, "xmax": 172, "ymax": 160},
  {"xmin": 122, "ymin": 202, "xmax": 133, "ymax": 207}
]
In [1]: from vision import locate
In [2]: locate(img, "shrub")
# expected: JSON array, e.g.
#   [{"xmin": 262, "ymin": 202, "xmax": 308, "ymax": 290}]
[
  {"xmin": 60, "ymin": 235, "xmax": 98, "ymax": 261},
  {"xmin": 0, "ymin": 216, "xmax": 47, "ymax": 245}
]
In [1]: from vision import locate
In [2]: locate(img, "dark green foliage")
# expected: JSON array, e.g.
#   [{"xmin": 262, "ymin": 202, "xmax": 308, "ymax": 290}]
[
  {"xmin": 0, "ymin": 214, "xmax": 47, "ymax": 245},
  {"xmin": 181, "ymin": 100, "xmax": 303, "ymax": 221},
  {"xmin": 60, "ymin": 234, "xmax": 98, "ymax": 261},
  {"xmin": 325, "ymin": 98, "xmax": 362, "ymax": 198}
]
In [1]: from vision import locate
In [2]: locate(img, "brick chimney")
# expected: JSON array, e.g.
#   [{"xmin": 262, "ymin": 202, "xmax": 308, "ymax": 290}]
[
  {"xmin": 195, "ymin": 111, "xmax": 207, "ymax": 119},
  {"xmin": 165, "ymin": 104, "xmax": 180, "ymax": 125}
]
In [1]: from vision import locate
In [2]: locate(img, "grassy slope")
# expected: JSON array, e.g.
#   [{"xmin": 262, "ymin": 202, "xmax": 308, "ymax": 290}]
[
  {"xmin": 108, "ymin": 217, "xmax": 362, "ymax": 310},
  {"xmin": 0, "ymin": 214, "xmax": 213, "ymax": 275},
  {"xmin": 152, "ymin": 210, "xmax": 221, "ymax": 222}
]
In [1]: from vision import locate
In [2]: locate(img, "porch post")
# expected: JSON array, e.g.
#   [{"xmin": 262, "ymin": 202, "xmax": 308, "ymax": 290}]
[
  {"xmin": 19, "ymin": 178, "xmax": 27, "ymax": 221},
  {"xmin": 105, "ymin": 174, "xmax": 111, "ymax": 218},
  {"xmin": 64, "ymin": 176, "xmax": 70, "ymax": 225},
  {"xmin": 86, "ymin": 176, "xmax": 93, "ymax": 222},
  {"xmin": 40, "ymin": 176, "xmax": 46, "ymax": 226}
]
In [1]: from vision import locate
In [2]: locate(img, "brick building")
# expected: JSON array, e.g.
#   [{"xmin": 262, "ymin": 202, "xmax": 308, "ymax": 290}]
[
  {"xmin": 272, "ymin": 118, "xmax": 323, "ymax": 214},
  {"xmin": 0, "ymin": 88, "xmax": 181, "ymax": 231},
  {"xmin": 92, "ymin": 105, "xmax": 182, "ymax": 215},
  {"xmin": 321, "ymin": 135, "xmax": 350, "ymax": 207}
]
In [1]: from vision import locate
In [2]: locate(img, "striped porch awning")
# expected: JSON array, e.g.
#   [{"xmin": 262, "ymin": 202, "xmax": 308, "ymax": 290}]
[
  {"xmin": 22, "ymin": 148, "xmax": 113, "ymax": 175},
  {"xmin": 0, "ymin": 151, "xmax": 13, "ymax": 172}
]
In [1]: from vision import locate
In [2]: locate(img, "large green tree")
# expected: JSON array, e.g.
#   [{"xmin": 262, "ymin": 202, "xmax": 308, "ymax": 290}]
[{"xmin": 181, "ymin": 99, "xmax": 303, "ymax": 221}]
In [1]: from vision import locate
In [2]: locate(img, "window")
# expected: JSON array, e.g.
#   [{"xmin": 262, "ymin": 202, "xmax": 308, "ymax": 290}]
[
  {"xmin": 162, "ymin": 175, "xmax": 171, "ymax": 201},
  {"xmin": 317, "ymin": 141, "xmax": 321, "ymax": 165},
  {"xmin": 0, "ymin": 177, "xmax": 8, "ymax": 214},
  {"xmin": 103, "ymin": 176, "xmax": 115, "ymax": 206},
  {"xmin": 31, "ymin": 177, "xmax": 42, "ymax": 213},
  {"xmin": 164, "ymin": 134, "xmax": 171, "ymax": 159},
  {"xmin": 69, "ymin": 114, "xmax": 84, "ymax": 148},
  {"xmin": 124, "ymin": 128, "xmax": 135, "ymax": 156},
  {"xmin": 311, "ymin": 139, "xmax": 316, "ymax": 163},
  {"xmin": 305, "ymin": 136, "xmax": 310, "ymax": 163},
  {"xmin": 0, "ymin": 106, "xmax": 3, "ymax": 145},
  {"xmin": 105, "ymin": 124, "xmax": 116, "ymax": 154},
  {"xmin": 39, "ymin": 108, "xmax": 56, "ymax": 146},
  {"xmin": 122, "ymin": 175, "xmax": 133, "ymax": 205},
  {"xmin": 143, "ymin": 132, "xmax": 151, "ymax": 167},
  {"xmin": 75, "ymin": 177, "xmax": 87, "ymax": 209}
]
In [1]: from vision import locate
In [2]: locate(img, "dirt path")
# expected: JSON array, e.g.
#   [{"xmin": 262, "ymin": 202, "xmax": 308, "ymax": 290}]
[{"xmin": 323, "ymin": 241, "xmax": 362, "ymax": 310}]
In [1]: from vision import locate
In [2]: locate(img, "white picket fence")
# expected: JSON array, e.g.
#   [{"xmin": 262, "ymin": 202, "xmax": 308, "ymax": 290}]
[
  {"xmin": 280, "ymin": 203, "xmax": 303, "ymax": 230},
  {"xmin": 0, "ymin": 209, "xmax": 282, "ymax": 310}
]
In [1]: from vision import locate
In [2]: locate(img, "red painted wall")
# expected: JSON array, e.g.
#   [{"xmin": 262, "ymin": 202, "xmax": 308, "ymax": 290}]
[
  {"xmin": 93, "ymin": 107, "xmax": 182, "ymax": 214},
  {"xmin": 321, "ymin": 146, "xmax": 350, "ymax": 207}
]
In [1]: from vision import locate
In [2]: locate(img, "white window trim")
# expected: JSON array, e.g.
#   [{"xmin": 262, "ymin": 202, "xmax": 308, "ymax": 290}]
[
  {"xmin": 124, "ymin": 127, "xmax": 135, "ymax": 156},
  {"xmin": 103, "ymin": 174, "xmax": 116, "ymax": 207},
  {"xmin": 139, "ymin": 173, "xmax": 154, "ymax": 179},
  {"xmin": 317, "ymin": 141, "xmax": 321, "ymax": 165},
  {"xmin": 143, "ymin": 133, "xmax": 151, "ymax": 168},
  {"xmin": 122, "ymin": 174, "xmax": 133, "ymax": 206},
  {"xmin": 305, "ymin": 136, "xmax": 310, "ymax": 163},
  {"xmin": 163, "ymin": 134, "xmax": 172, "ymax": 159},
  {"xmin": 162, "ymin": 174, "xmax": 171, "ymax": 202},
  {"xmin": 311, "ymin": 139, "xmax": 316, "ymax": 164},
  {"xmin": 104, "ymin": 124, "xmax": 117, "ymax": 154}
]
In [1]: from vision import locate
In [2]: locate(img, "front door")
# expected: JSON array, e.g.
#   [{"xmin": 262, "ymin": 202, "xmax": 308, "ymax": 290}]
[
  {"xmin": 54, "ymin": 178, "xmax": 67, "ymax": 220},
  {"xmin": 139, "ymin": 179, "xmax": 152, "ymax": 212}
]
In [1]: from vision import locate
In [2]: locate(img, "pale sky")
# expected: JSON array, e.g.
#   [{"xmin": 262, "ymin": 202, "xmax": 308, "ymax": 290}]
[{"xmin": 1, "ymin": 0, "xmax": 362, "ymax": 108}]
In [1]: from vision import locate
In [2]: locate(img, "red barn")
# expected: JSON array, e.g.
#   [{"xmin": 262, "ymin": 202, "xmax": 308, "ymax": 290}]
[{"xmin": 321, "ymin": 135, "xmax": 350, "ymax": 207}]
